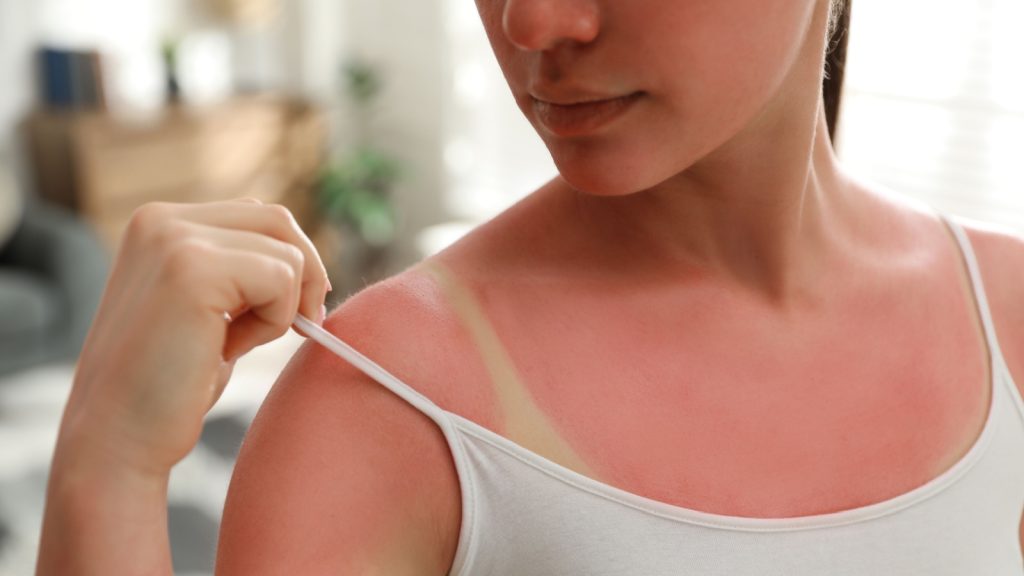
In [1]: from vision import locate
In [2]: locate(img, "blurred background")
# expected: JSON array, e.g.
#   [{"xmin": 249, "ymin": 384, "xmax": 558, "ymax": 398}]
[{"xmin": 0, "ymin": 0, "xmax": 1021, "ymax": 574}]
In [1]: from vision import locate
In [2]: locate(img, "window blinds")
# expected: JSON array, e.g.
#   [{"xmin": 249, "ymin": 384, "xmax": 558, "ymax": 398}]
[
  {"xmin": 837, "ymin": 0, "xmax": 1024, "ymax": 232},
  {"xmin": 443, "ymin": 1, "xmax": 1024, "ymax": 232}
]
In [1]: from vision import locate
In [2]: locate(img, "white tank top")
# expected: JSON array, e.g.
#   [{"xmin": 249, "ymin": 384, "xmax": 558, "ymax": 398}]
[{"xmin": 297, "ymin": 214, "xmax": 1024, "ymax": 575}]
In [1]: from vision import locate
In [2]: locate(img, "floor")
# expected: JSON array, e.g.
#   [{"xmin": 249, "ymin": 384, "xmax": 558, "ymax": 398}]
[{"xmin": 0, "ymin": 330, "xmax": 305, "ymax": 576}]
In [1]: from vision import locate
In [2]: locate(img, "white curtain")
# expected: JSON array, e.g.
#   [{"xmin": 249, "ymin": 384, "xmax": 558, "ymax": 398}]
[{"xmin": 837, "ymin": 0, "xmax": 1024, "ymax": 231}]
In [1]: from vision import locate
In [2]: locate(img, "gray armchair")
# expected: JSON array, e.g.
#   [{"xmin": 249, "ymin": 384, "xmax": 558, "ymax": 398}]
[{"xmin": 0, "ymin": 201, "xmax": 109, "ymax": 377}]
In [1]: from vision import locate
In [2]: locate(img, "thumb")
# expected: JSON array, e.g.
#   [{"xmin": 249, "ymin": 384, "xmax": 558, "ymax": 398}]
[{"xmin": 209, "ymin": 358, "xmax": 238, "ymax": 412}]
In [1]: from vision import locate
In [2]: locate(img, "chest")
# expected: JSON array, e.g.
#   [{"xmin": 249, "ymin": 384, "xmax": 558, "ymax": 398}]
[{"xmin": 472, "ymin": 280, "xmax": 993, "ymax": 519}]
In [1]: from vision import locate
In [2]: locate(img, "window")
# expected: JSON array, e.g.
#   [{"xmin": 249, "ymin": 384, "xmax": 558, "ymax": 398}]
[
  {"xmin": 838, "ymin": 0, "xmax": 1024, "ymax": 231},
  {"xmin": 441, "ymin": 1, "xmax": 556, "ymax": 221}
]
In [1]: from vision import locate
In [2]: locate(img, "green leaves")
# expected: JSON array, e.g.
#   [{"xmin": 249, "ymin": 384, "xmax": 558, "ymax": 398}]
[
  {"xmin": 318, "ymin": 148, "xmax": 400, "ymax": 247},
  {"xmin": 344, "ymin": 60, "xmax": 383, "ymax": 105},
  {"xmin": 317, "ymin": 58, "xmax": 402, "ymax": 249}
]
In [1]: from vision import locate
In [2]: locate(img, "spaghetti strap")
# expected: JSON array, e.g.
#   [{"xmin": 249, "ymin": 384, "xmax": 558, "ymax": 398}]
[
  {"xmin": 420, "ymin": 259, "xmax": 597, "ymax": 477},
  {"xmin": 937, "ymin": 213, "xmax": 1009, "ymax": 375},
  {"xmin": 294, "ymin": 307, "xmax": 480, "ymax": 576},
  {"xmin": 292, "ymin": 313, "xmax": 451, "ymax": 426}
]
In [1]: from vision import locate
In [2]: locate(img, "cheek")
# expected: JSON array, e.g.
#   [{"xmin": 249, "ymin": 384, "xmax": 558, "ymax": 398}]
[
  {"xmin": 644, "ymin": 1, "xmax": 815, "ymax": 117},
  {"xmin": 556, "ymin": 2, "xmax": 816, "ymax": 195},
  {"xmin": 474, "ymin": 0, "xmax": 501, "ymax": 27},
  {"xmin": 475, "ymin": 0, "xmax": 818, "ymax": 196}
]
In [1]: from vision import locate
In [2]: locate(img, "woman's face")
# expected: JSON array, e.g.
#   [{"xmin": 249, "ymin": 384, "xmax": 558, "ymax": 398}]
[{"xmin": 475, "ymin": 0, "xmax": 828, "ymax": 196}]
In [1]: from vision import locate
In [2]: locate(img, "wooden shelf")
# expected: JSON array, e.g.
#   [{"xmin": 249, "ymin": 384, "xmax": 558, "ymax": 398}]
[{"xmin": 25, "ymin": 96, "xmax": 328, "ymax": 250}]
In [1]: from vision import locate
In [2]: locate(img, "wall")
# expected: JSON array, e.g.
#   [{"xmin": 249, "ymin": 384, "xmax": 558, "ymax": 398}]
[
  {"xmin": 0, "ymin": 0, "xmax": 452, "ymax": 268},
  {"xmin": 0, "ymin": 0, "xmax": 39, "ymax": 157},
  {"xmin": 0, "ymin": 0, "xmax": 355, "ymax": 148},
  {"xmin": 342, "ymin": 0, "xmax": 450, "ymax": 269}
]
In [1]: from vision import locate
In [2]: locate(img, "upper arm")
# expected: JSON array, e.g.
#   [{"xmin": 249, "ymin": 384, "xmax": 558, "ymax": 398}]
[
  {"xmin": 214, "ymin": 279, "xmax": 466, "ymax": 575},
  {"xmin": 961, "ymin": 221, "xmax": 1024, "ymax": 392},
  {"xmin": 960, "ymin": 221, "xmax": 1024, "ymax": 552}
]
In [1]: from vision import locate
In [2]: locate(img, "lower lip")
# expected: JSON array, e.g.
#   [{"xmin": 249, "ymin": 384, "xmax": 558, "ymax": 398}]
[{"xmin": 533, "ymin": 92, "xmax": 644, "ymax": 138}]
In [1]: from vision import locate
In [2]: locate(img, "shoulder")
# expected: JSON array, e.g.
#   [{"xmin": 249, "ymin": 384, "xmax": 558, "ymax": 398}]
[
  {"xmin": 322, "ymin": 262, "xmax": 502, "ymax": 425},
  {"xmin": 954, "ymin": 217, "xmax": 1024, "ymax": 388},
  {"xmin": 216, "ymin": 262, "xmax": 499, "ymax": 574}
]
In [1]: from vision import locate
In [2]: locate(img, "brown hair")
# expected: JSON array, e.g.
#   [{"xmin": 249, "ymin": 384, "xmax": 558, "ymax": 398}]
[{"xmin": 824, "ymin": 0, "xmax": 851, "ymax": 143}]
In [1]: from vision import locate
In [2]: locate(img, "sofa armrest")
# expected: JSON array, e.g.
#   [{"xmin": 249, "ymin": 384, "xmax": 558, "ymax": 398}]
[{"xmin": 0, "ymin": 202, "xmax": 109, "ymax": 358}]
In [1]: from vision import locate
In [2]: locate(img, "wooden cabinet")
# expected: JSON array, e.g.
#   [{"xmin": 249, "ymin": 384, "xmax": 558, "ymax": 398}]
[{"xmin": 25, "ymin": 96, "xmax": 327, "ymax": 250}]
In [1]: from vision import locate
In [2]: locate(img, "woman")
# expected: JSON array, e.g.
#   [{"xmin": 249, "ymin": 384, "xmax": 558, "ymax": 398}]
[{"xmin": 37, "ymin": 0, "xmax": 1024, "ymax": 573}]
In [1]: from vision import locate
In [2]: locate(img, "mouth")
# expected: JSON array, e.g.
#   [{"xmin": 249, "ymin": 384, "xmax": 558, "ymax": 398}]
[{"xmin": 531, "ymin": 91, "xmax": 645, "ymax": 138}]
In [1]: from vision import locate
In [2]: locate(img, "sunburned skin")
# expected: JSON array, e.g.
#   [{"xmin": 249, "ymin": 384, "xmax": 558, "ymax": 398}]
[
  {"xmin": 211, "ymin": 0, "xmax": 1024, "ymax": 570},
  {"xmin": 422, "ymin": 179, "xmax": 994, "ymax": 520},
  {"xmin": 212, "ymin": 188, "xmax": 1024, "ymax": 574},
  {"xmin": 423, "ymin": 260, "xmax": 597, "ymax": 479},
  {"xmin": 39, "ymin": 0, "xmax": 1024, "ymax": 572},
  {"xmin": 276, "ymin": 188, "xmax": 1024, "ymax": 574},
  {"xmin": 217, "ymin": 321, "xmax": 466, "ymax": 573}
]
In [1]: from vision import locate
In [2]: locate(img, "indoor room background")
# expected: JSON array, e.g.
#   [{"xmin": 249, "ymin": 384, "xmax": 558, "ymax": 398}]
[{"xmin": 0, "ymin": 0, "xmax": 1021, "ymax": 574}]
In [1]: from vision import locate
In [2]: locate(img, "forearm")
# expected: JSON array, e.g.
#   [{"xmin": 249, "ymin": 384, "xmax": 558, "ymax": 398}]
[
  {"xmin": 36, "ymin": 440, "xmax": 174, "ymax": 576},
  {"xmin": 30, "ymin": 198, "xmax": 332, "ymax": 574}
]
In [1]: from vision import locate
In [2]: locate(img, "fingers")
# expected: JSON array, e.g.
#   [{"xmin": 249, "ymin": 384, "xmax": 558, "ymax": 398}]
[
  {"xmin": 134, "ymin": 198, "xmax": 331, "ymax": 324},
  {"xmin": 207, "ymin": 246, "xmax": 302, "ymax": 361},
  {"xmin": 185, "ymin": 222, "xmax": 319, "ymax": 320},
  {"xmin": 211, "ymin": 359, "xmax": 237, "ymax": 411},
  {"xmin": 178, "ymin": 201, "xmax": 329, "ymax": 301},
  {"xmin": 63, "ymin": 196, "xmax": 325, "ymax": 474}
]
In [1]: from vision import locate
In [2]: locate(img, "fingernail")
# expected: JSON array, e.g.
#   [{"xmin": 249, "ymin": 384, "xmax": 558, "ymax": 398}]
[{"xmin": 317, "ymin": 304, "xmax": 327, "ymax": 325}]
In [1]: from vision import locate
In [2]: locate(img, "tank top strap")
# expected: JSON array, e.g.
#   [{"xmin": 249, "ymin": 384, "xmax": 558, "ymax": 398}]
[
  {"xmin": 937, "ymin": 212, "xmax": 1009, "ymax": 375},
  {"xmin": 292, "ymin": 313, "xmax": 451, "ymax": 426},
  {"xmin": 420, "ymin": 259, "xmax": 597, "ymax": 476},
  {"xmin": 294, "ymin": 303, "xmax": 479, "ymax": 576},
  {"xmin": 419, "ymin": 259, "xmax": 529, "ymax": 398}
]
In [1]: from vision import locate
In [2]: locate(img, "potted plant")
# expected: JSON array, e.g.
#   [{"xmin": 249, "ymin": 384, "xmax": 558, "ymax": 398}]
[{"xmin": 316, "ymin": 59, "xmax": 402, "ymax": 296}]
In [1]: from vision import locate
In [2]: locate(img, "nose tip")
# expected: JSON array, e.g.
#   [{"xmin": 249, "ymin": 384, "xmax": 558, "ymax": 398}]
[{"xmin": 502, "ymin": 0, "xmax": 600, "ymax": 52}]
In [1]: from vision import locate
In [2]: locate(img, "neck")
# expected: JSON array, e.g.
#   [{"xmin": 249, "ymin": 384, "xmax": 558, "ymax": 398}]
[
  {"xmin": 561, "ymin": 100, "xmax": 868, "ymax": 307},
  {"xmin": 540, "ymin": 0, "xmax": 875, "ymax": 306}
]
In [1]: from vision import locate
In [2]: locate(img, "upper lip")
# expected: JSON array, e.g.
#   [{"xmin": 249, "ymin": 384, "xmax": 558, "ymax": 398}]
[{"xmin": 529, "ymin": 87, "xmax": 638, "ymax": 106}]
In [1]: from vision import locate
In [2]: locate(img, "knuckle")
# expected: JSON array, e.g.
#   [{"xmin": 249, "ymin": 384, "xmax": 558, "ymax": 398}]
[
  {"xmin": 259, "ymin": 319, "xmax": 291, "ymax": 344},
  {"xmin": 160, "ymin": 238, "xmax": 212, "ymax": 285},
  {"xmin": 152, "ymin": 219, "xmax": 191, "ymax": 249},
  {"xmin": 267, "ymin": 203, "xmax": 297, "ymax": 227},
  {"xmin": 126, "ymin": 202, "xmax": 170, "ymax": 242},
  {"xmin": 264, "ymin": 256, "xmax": 298, "ymax": 284},
  {"xmin": 265, "ymin": 314, "xmax": 294, "ymax": 341},
  {"xmin": 283, "ymin": 242, "xmax": 305, "ymax": 267},
  {"xmin": 268, "ymin": 260, "xmax": 301, "ymax": 310},
  {"xmin": 265, "ymin": 239, "xmax": 303, "ymax": 274}
]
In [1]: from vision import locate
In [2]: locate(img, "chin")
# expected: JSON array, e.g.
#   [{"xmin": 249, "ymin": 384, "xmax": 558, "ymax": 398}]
[
  {"xmin": 556, "ymin": 166, "xmax": 637, "ymax": 197},
  {"xmin": 548, "ymin": 140, "xmax": 680, "ymax": 198}
]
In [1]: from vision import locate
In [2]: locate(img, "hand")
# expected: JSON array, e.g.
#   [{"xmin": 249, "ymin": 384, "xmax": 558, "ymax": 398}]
[{"xmin": 57, "ymin": 198, "xmax": 331, "ymax": 477}]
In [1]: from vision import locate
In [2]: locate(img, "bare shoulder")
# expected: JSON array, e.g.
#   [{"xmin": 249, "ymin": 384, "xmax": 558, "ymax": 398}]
[
  {"xmin": 956, "ymin": 217, "xmax": 1024, "ymax": 389},
  {"xmin": 323, "ymin": 262, "xmax": 503, "ymax": 424},
  {"xmin": 216, "ymin": 264, "xmax": 499, "ymax": 574}
]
